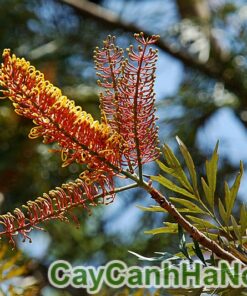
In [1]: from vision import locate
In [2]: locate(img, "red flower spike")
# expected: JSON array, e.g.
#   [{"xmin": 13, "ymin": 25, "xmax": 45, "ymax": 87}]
[
  {"xmin": 95, "ymin": 33, "xmax": 160, "ymax": 168},
  {"xmin": 119, "ymin": 33, "xmax": 160, "ymax": 166}
]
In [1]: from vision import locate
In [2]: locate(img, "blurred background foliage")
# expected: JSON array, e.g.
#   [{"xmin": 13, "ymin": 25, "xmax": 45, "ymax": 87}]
[{"xmin": 1, "ymin": 0, "xmax": 247, "ymax": 294}]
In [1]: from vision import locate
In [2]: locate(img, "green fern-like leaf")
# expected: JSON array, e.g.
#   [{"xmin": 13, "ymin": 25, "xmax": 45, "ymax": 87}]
[{"xmin": 149, "ymin": 138, "xmax": 247, "ymax": 262}]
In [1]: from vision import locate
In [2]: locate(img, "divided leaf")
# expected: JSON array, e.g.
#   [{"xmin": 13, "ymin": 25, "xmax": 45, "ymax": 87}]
[
  {"xmin": 159, "ymin": 144, "xmax": 193, "ymax": 191},
  {"xmin": 152, "ymin": 139, "xmax": 246, "ymax": 253}
]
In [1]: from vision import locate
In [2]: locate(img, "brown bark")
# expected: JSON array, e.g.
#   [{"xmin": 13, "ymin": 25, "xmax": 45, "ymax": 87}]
[{"xmin": 147, "ymin": 185, "xmax": 243, "ymax": 263}]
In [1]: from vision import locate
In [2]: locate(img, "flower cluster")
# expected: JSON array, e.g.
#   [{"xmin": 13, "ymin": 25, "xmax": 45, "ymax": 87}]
[
  {"xmin": 0, "ymin": 33, "xmax": 161, "ymax": 244},
  {"xmin": 0, "ymin": 49, "xmax": 123, "ymax": 188},
  {"xmin": 0, "ymin": 179, "xmax": 109, "ymax": 245},
  {"xmin": 95, "ymin": 32, "xmax": 160, "ymax": 167}
]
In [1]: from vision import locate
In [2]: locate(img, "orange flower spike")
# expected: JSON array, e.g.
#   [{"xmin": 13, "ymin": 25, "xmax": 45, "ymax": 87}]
[
  {"xmin": 0, "ymin": 179, "xmax": 97, "ymax": 243},
  {"xmin": 0, "ymin": 49, "xmax": 124, "ymax": 180}
]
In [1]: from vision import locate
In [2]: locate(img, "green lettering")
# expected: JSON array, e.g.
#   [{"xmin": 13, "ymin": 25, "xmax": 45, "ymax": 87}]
[
  {"xmin": 88, "ymin": 267, "xmax": 105, "ymax": 293},
  {"xmin": 204, "ymin": 268, "xmax": 218, "ymax": 286},
  {"xmin": 48, "ymin": 260, "xmax": 71, "ymax": 288},
  {"xmin": 105, "ymin": 260, "xmax": 126, "ymax": 287},
  {"xmin": 182, "ymin": 262, "xmax": 201, "ymax": 286},
  {"xmin": 72, "ymin": 267, "xmax": 87, "ymax": 287},
  {"xmin": 145, "ymin": 267, "xmax": 160, "ymax": 286},
  {"xmin": 162, "ymin": 262, "xmax": 179, "ymax": 286},
  {"xmin": 128, "ymin": 267, "xmax": 142, "ymax": 286},
  {"xmin": 221, "ymin": 261, "xmax": 240, "ymax": 287}
]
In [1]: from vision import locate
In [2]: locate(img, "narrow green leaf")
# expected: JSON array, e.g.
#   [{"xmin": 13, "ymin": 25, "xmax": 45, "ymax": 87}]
[
  {"xmin": 225, "ymin": 161, "xmax": 244, "ymax": 220},
  {"xmin": 160, "ymin": 145, "xmax": 193, "ymax": 191},
  {"xmin": 175, "ymin": 242, "xmax": 197, "ymax": 258},
  {"xmin": 186, "ymin": 215, "xmax": 217, "ymax": 229},
  {"xmin": 145, "ymin": 227, "xmax": 170, "ymax": 235},
  {"xmin": 178, "ymin": 224, "xmax": 192, "ymax": 262},
  {"xmin": 176, "ymin": 136, "xmax": 198, "ymax": 193},
  {"xmin": 193, "ymin": 239, "xmax": 207, "ymax": 266},
  {"xmin": 203, "ymin": 141, "xmax": 219, "ymax": 209},
  {"xmin": 201, "ymin": 177, "xmax": 213, "ymax": 209},
  {"xmin": 209, "ymin": 253, "xmax": 216, "ymax": 266},
  {"xmin": 224, "ymin": 182, "xmax": 231, "ymax": 224},
  {"xmin": 240, "ymin": 204, "xmax": 247, "ymax": 237},
  {"xmin": 145, "ymin": 222, "xmax": 178, "ymax": 235},
  {"xmin": 169, "ymin": 197, "xmax": 204, "ymax": 214},
  {"xmin": 231, "ymin": 215, "xmax": 241, "ymax": 242},
  {"xmin": 136, "ymin": 205, "xmax": 167, "ymax": 213},
  {"xmin": 152, "ymin": 175, "xmax": 196, "ymax": 199},
  {"xmin": 136, "ymin": 205, "xmax": 195, "ymax": 213},
  {"xmin": 219, "ymin": 199, "xmax": 227, "ymax": 225}
]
